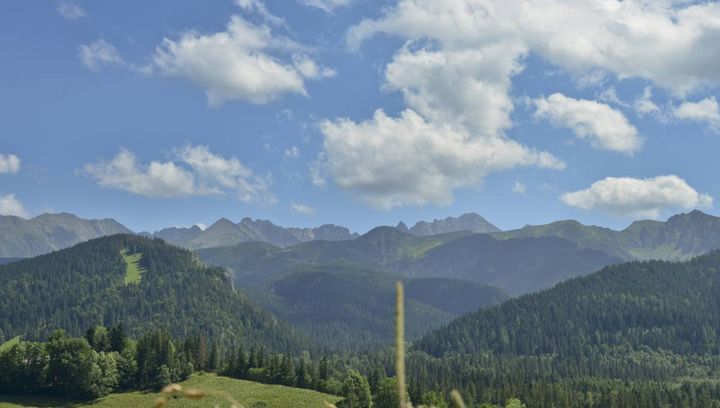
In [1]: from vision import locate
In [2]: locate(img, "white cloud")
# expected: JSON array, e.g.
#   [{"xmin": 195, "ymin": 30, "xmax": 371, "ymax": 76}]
[
  {"xmin": 315, "ymin": 0, "xmax": 720, "ymax": 208},
  {"xmin": 298, "ymin": 0, "xmax": 353, "ymax": 13},
  {"xmin": 78, "ymin": 40, "xmax": 123, "ymax": 72},
  {"xmin": 234, "ymin": 0, "xmax": 285, "ymax": 26},
  {"xmin": 291, "ymin": 202, "xmax": 316, "ymax": 215},
  {"xmin": 150, "ymin": 15, "xmax": 332, "ymax": 106},
  {"xmin": 598, "ymin": 86, "xmax": 627, "ymax": 107},
  {"xmin": 512, "ymin": 181, "xmax": 526, "ymax": 194},
  {"xmin": 634, "ymin": 87, "xmax": 662, "ymax": 117},
  {"xmin": 57, "ymin": 0, "xmax": 87, "ymax": 20},
  {"xmin": 534, "ymin": 93, "xmax": 643, "ymax": 155},
  {"xmin": 673, "ymin": 97, "xmax": 720, "ymax": 130},
  {"xmin": 315, "ymin": 109, "xmax": 563, "ymax": 209},
  {"xmin": 84, "ymin": 145, "xmax": 274, "ymax": 204},
  {"xmin": 293, "ymin": 56, "xmax": 337, "ymax": 79},
  {"xmin": 348, "ymin": 0, "xmax": 720, "ymax": 95},
  {"xmin": 284, "ymin": 146, "xmax": 300, "ymax": 159},
  {"xmin": 384, "ymin": 45, "xmax": 522, "ymax": 137},
  {"xmin": 84, "ymin": 148, "xmax": 197, "ymax": 198},
  {"xmin": 0, "ymin": 154, "xmax": 20, "ymax": 174},
  {"xmin": 0, "ymin": 194, "xmax": 29, "ymax": 218},
  {"xmin": 561, "ymin": 175, "xmax": 713, "ymax": 218}
]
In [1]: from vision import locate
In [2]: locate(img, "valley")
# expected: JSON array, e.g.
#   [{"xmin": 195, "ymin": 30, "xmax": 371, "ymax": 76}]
[{"xmin": 4, "ymin": 211, "xmax": 720, "ymax": 407}]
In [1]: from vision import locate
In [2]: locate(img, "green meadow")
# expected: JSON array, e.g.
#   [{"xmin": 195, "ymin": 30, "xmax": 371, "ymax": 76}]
[
  {"xmin": 0, "ymin": 374, "xmax": 341, "ymax": 408},
  {"xmin": 120, "ymin": 248, "xmax": 146, "ymax": 285}
]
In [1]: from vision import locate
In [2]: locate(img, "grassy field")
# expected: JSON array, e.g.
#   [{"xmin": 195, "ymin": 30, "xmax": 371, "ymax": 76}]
[
  {"xmin": 120, "ymin": 248, "xmax": 146, "ymax": 285},
  {"xmin": 0, "ymin": 374, "xmax": 342, "ymax": 408},
  {"xmin": 0, "ymin": 336, "xmax": 20, "ymax": 354}
]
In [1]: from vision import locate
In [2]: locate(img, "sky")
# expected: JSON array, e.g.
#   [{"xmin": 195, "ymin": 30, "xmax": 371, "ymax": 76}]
[{"xmin": 1, "ymin": 0, "xmax": 720, "ymax": 234}]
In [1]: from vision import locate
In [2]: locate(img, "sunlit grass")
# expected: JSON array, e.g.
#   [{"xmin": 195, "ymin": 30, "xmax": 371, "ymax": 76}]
[
  {"xmin": 0, "ymin": 374, "xmax": 341, "ymax": 408},
  {"xmin": 0, "ymin": 336, "xmax": 21, "ymax": 354},
  {"xmin": 121, "ymin": 248, "xmax": 146, "ymax": 285}
]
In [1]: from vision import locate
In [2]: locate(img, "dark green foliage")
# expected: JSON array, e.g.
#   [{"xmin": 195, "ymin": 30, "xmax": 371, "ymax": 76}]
[
  {"xmin": 339, "ymin": 370, "xmax": 372, "ymax": 408},
  {"xmin": 0, "ymin": 234, "xmax": 304, "ymax": 352},
  {"xmin": 265, "ymin": 261, "xmax": 454, "ymax": 350},
  {"xmin": 416, "ymin": 251, "xmax": 720, "ymax": 357},
  {"xmin": 373, "ymin": 377, "xmax": 410, "ymax": 408},
  {"xmin": 403, "ymin": 277, "xmax": 509, "ymax": 316},
  {"xmin": 45, "ymin": 330, "xmax": 117, "ymax": 399}
]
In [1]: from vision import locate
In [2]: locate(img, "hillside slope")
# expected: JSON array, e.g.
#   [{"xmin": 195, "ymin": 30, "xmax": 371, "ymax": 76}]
[
  {"xmin": 0, "ymin": 235, "xmax": 303, "ymax": 351},
  {"xmin": 416, "ymin": 251, "xmax": 720, "ymax": 358}
]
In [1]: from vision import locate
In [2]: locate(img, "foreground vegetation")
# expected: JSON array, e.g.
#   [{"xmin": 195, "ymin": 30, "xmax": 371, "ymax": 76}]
[{"xmin": 0, "ymin": 374, "xmax": 341, "ymax": 408}]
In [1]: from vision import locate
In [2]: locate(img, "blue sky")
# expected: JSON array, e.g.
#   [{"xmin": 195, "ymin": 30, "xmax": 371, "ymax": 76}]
[{"xmin": 1, "ymin": 0, "xmax": 719, "ymax": 233}]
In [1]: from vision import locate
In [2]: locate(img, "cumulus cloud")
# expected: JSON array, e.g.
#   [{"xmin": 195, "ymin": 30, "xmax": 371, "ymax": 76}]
[
  {"xmin": 348, "ymin": 0, "xmax": 720, "ymax": 95},
  {"xmin": 57, "ymin": 0, "xmax": 87, "ymax": 20},
  {"xmin": 298, "ymin": 0, "xmax": 353, "ymax": 13},
  {"xmin": 534, "ymin": 93, "xmax": 643, "ymax": 154},
  {"xmin": 291, "ymin": 202, "xmax": 316, "ymax": 215},
  {"xmin": 315, "ymin": 109, "xmax": 563, "ymax": 209},
  {"xmin": 84, "ymin": 145, "xmax": 274, "ymax": 204},
  {"xmin": 0, "ymin": 154, "xmax": 20, "ymax": 174},
  {"xmin": 78, "ymin": 40, "xmax": 123, "ymax": 72},
  {"xmin": 384, "ymin": 45, "xmax": 522, "ymax": 137},
  {"xmin": 561, "ymin": 175, "xmax": 713, "ymax": 218},
  {"xmin": 673, "ymin": 97, "xmax": 720, "ymax": 130},
  {"xmin": 0, "ymin": 194, "xmax": 28, "ymax": 218},
  {"xmin": 315, "ymin": 0, "xmax": 720, "ymax": 208},
  {"xmin": 150, "ymin": 15, "xmax": 333, "ymax": 106}
]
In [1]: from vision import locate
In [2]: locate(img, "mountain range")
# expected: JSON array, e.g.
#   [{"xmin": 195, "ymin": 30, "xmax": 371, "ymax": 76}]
[
  {"xmin": 152, "ymin": 217, "xmax": 359, "ymax": 249},
  {"xmin": 397, "ymin": 212, "xmax": 500, "ymax": 236},
  {"xmin": 0, "ymin": 211, "xmax": 500, "ymax": 257},
  {"xmin": 0, "ymin": 213, "xmax": 131, "ymax": 258},
  {"xmin": 494, "ymin": 210, "xmax": 720, "ymax": 261}
]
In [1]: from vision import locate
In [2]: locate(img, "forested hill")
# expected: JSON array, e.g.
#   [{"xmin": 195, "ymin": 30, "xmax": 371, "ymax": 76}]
[
  {"xmin": 0, "ymin": 234, "xmax": 303, "ymax": 351},
  {"xmin": 416, "ymin": 250, "xmax": 720, "ymax": 358}
]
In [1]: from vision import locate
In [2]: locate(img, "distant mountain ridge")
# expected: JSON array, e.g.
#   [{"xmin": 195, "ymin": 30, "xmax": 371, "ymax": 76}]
[
  {"xmin": 0, "ymin": 213, "xmax": 131, "ymax": 258},
  {"xmin": 397, "ymin": 212, "xmax": 501, "ymax": 236},
  {"xmin": 494, "ymin": 210, "xmax": 720, "ymax": 261},
  {"xmin": 197, "ymin": 225, "xmax": 617, "ymax": 297},
  {"xmin": 154, "ymin": 217, "xmax": 360, "ymax": 249},
  {"xmin": 6, "ymin": 210, "xmax": 720, "ymax": 264}
]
